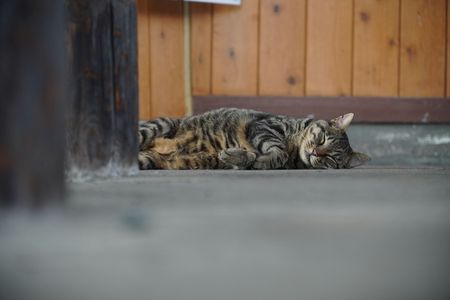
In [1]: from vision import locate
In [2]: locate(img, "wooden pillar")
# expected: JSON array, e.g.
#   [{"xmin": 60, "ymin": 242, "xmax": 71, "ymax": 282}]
[
  {"xmin": 0, "ymin": 1, "xmax": 66, "ymax": 207},
  {"xmin": 65, "ymin": 0, "xmax": 139, "ymax": 178}
]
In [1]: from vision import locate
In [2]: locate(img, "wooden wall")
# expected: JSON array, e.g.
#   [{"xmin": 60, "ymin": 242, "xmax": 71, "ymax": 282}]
[
  {"xmin": 138, "ymin": 0, "xmax": 449, "ymax": 120},
  {"xmin": 137, "ymin": 0, "xmax": 186, "ymax": 120}
]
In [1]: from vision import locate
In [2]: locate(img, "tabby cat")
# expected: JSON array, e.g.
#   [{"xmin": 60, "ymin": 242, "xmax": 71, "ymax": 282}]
[{"xmin": 138, "ymin": 108, "xmax": 369, "ymax": 170}]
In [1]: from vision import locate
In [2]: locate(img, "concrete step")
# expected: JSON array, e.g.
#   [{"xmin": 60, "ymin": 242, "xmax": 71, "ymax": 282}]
[{"xmin": 348, "ymin": 124, "xmax": 450, "ymax": 166}]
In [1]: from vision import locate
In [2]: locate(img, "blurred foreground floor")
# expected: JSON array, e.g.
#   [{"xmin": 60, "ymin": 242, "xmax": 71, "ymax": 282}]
[{"xmin": 1, "ymin": 167, "xmax": 450, "ymax": 300}]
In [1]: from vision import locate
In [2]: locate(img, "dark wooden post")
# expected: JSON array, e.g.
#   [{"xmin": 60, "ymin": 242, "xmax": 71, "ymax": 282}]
[
  {"xmin": 65, "ymin": 0, "xmax": 139, "ymax": 179},
  {"xmin": 0, "ymin": 1, "xmax": 66, "ymax": 207}
]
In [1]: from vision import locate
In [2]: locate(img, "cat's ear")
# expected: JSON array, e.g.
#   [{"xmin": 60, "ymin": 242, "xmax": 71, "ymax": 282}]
[
  {"xmin": 330, "ymin": 113, "xmax": 354, "ymax": 131},
  {"xmin": 346, "ymin": 152, "xmax": 370, "ymax": 168}
]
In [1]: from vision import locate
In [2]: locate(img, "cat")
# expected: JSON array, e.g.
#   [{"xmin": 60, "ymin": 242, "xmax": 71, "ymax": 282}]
[{"xmin": 138, "ymin": 108, "xmax": 370, "ymax": 170}]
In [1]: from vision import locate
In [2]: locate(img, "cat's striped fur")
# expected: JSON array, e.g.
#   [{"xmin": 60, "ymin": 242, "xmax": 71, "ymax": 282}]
[{"xmin": 138, "ymin": 108, "xmax": 369, "ymax": 170}]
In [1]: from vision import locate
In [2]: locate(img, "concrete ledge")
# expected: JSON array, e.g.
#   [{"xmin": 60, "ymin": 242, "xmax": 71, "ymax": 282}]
[{"xmin": 348, "ymin": 124, "xmax": 450, "ymax": 166}]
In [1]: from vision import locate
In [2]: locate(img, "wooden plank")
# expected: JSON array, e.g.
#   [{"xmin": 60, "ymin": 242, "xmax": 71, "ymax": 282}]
[
  {"xmin": 212, "ymin": 1, "xmax": 259, "ymax": 95},
  {"xmin": 66, "ymin": 0, "xmax": 139, "ymax": 179},
  {"xmin": 448, "ymin": 0, "xmax": 450, "ymax": 97},
  {"xmin": 306, "ymin": 0, "xmax": 352, "ymax": 96},
  {"xmin": 259, "ymin": 0, "xmax": 306, "ymax": 96},
  {"xmin": 66, "ymin": 0, "xmax": 116, "ymax": 173},
  {"xmin": 400, "ymin": 0, "xmax": 446, "ymax": 97},
  {"xmin": 190, "ymin": 3, "xmax": 212, "ymax": 95},
  {"xmin": 148, "ymin": 0, "xmax": 185, "ymax": 117},
  {"xmin": 111, "ymin": 0, "xmax": 139, "ymax": 167},
  {"xmin": 1, "ymin": 0, "xmax": 65, "ymax": 206},
  {"xmin": 193, "ymin": 96, "xmax": 450, "ymax": 123},
  {"xmin": 448, "ymin": 0, "xmax": 450, "ymax": 96},
  {"xmin": 137, "ymin": 0, "xmax": 151, "ymax": 119},
  {"xmin": 353, "ymin": 0, "xmax": 400, "ymax": 96}
]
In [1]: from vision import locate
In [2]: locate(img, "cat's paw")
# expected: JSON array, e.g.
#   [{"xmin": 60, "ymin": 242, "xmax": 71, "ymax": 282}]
[
  {"xmin": 138, "ymin": 128, "xmax": 155, "ymax": 151},
  {"xmin": 219, "ymin": 148, "xmax": 256, "ymax": 169},
  {"xmin": 138, "ymin": 152, "xmax": 149, "ymax": 170},
  {"xmin": 252, "ymin": 155, "xmax": 272, "ymax": 170},
  {"xmin": 252, "ymin": 152, "xmax": 288, "ymax": 170},
  {"xmin": 138, "ymin": 152, "xmax": 158, "ymax": 170}
]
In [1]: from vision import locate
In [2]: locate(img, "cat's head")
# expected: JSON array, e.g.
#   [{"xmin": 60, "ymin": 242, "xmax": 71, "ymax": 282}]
[{"xmin": 299, "ymin": 113, "xmax": 370, "ymax": 169}]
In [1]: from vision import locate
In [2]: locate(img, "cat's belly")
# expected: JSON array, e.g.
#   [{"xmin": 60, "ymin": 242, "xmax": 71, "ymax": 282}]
[
  {"xmin": 151, "ymin": 137, "xmax": 180, "ymax": 154},
  {"xmin": 151, "ymin": 131, "xmax": 218, "ymax": 155},
  {"xmin": 152, "ymin": 126, "xmax": 256, "ymax": 155}
]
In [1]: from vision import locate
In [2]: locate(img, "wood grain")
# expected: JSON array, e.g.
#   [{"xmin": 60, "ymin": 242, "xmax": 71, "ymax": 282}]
[
  {"xmin": 137, "ymin": 0, "xmax": 151, "ymax": 119},
  {"xmin": 445, "ymin": 0, "xmax": 450, "ymax": 98},
  {"xmin": 259, "ymin": 0, "xmax": 306, "ymax": 96},
  {"xmin": 400, "ymin": 0, "xmax": 446, "ymax": 97},
  {"xmin": 212, "ymin": 1, "xmax": 259, "ymax": 95},
  {"xmin": 190, "ymin": 3, "xmax": 213, "ymax": 95},
  {"xmin": 66, "ymin": 0, "xmax": 115, "ymax": 172},
  {"xmin": 66, "ymin": 0, "xmax": 139, "ymax": 178},
  {"xmin": 353, "ymin": 0, "xmax": 400, "ymax": 96},
  {"xmin": 306, "ymin": 0, "xmax": 352, "ymax": 96},
  {"xmin": 111, "ymin": 0, "xmax": 139, "ymax": 167},
  {"xmin": 448, "ymin": 0, "xmax": 450, "ymax": 97},
  {"xmin": 149, "ymin": 0, "xmax": 185, "ymax": 117}
]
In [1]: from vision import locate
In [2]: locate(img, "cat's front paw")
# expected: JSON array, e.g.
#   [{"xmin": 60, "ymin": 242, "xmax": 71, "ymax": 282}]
[
  {"xmin": 219, "ymin": 148, "xmax": 256, "ymax": 169},
  {"xmin": 252, "ymin": 155, "xmax": 272, "ymax": 170}
]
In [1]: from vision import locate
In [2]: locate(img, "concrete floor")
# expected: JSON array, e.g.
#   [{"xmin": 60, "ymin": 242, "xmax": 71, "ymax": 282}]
[{"xmin": 1, "ymin": 167, "xmax": 450, "ymax": 300}]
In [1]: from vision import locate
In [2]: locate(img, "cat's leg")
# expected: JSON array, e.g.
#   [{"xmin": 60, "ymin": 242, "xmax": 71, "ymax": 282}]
[
  {"xmin": 139, "ymin": 117, "xmax": 181, "ymax": 150},
  {"xmin": 252, "ymin": 149, "xmax": 289, "ymax": 170},
  {"xmin": 246, "ymin": 120, "xmax": 290, "ymax": 170},
  {"xmin": 251, "ymin": 139, "xmax": 289, "ymax": 170},
  {"xmin": 171, "ymin": 152, "xmax": 220, "ymax": 169},
  {"xmin": 139, "ymin": 150, "xmax": 221, "ymax": 170},
  {"xmin": 218, "ymin": 148, "xmax": 257, "ymax": 169},
  {"xmin": 138, "ymin": 151, "xmax": 162, "ymax": 170}
]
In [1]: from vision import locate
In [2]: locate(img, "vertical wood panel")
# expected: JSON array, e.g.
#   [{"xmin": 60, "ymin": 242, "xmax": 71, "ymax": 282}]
[
  {"xmin": 448, "ymin": 0, "xmax": 450, "ymax": 96},
  {"xmin": 111, "ymin": 0, "xmax": 139, "ymax": 167},
  {"xmin": 149, "ymin": 0, "xmax": 185, "ymax": 117},
  {"xmin": 259, "ymin": 0, "xmax": 306, "ymax": 96},
  {"xmin": 2, "ymin": 0, "xmax": 65, "ymax": 206},
  {"xmin": 67, "ymin": 0, "xmax": 139, "ymax": 178},
  {"xmin": 353, "ymin": 0, "xmax": 400, "ymax": 96},
  {"xmin": 190, "ymin": 3, "xmax": 212, "ymax": 95},
  {"xmin": 306, "ymin": 0, "xmax": 352, "ymax": 96},
  {"xmin": 212, "ymin": 1, "xmax": 259, "ymax": 95},
  {"xmin": 400, "ymin": 0, "xmax": 446, "ymax": 97},
  {"xmin": 67, "ymin": 0, "xmax": 115, "ymax": 172},
  {"xmin": 137, "ymin": 0, "xmax": 151, "ymax": 119}
]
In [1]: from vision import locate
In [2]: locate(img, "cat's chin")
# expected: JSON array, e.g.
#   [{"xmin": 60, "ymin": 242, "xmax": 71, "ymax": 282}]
[{"xmin": 308, "ymin": 156, "xmax": 322, "ymax": 169}]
